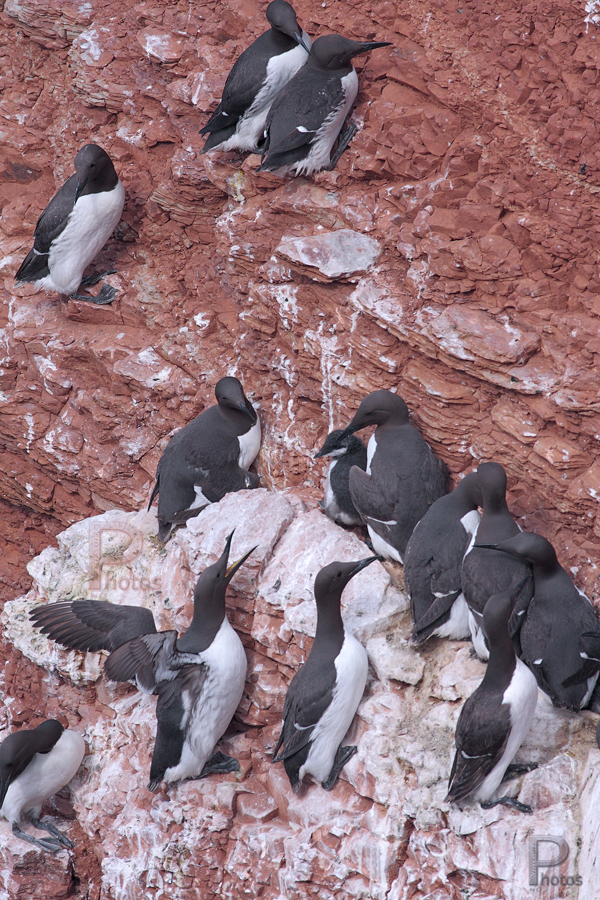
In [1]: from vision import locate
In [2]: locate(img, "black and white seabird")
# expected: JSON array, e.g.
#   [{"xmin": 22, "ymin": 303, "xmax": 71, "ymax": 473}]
[
  {"xmin": 258, "ymin": 33, "xmax": 392, "ymax": 176},
  {"xmin": 477, "ymin": 533, "xmax": 600, "ymax": 711},
  {"xmin": 148, "ymin": 376, "xmax": 261, "ymax": 542},
  {"xmin": 461, "ymin": 462, "xmax": 533, "ymax": 659},
  {"xmin": 335, "ymin": 390, "xmax": 448, "ymax": 563},
  {"xmin": 30, "ymin": 533, "xmax": 254, "ymax": 791},
  {"xmin": 446, "ymin": 581, "xmax": 538, "ymax": 814},
  {"xmin": 406, "ymin": 472, "xmax": 482, "ymax": 646},
  {"xmin": 200, "ymin": 0, "xmax": 310, "ymax": 153},
  {"xmin": 15, "ymin": 144, "xmax": 125, "ymax": 304},
  {"xmin": 0, "ymin": 720, "xmax": 85, "ymax": 853},
  {"xmin": 314, "ymin": 429, "xmax": 367, "ymax": 527},
  {"xmin": 273, "ymin": 556, "xmax": 380, "ymax": 793}
]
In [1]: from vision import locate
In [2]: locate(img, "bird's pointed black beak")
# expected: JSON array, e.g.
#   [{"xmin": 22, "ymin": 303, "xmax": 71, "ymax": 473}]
[
  {"xmin": 240, "ymin": 399, "xmax": 257, "ymax": 423},
  {"xmin": 225, "ymin": 545, "xmax": 257, "ymax": 583},
  {"xmin": 74, "ymin": 178, "xmax": 87, "ymax": 203},
  {"xmin": 350, "ymin": 40, "xmax": 393, "ymax": 59},
  {"xmin": 314, "ymin": 445, "xmax": 329, "ymax": 459},
  {"xmin": 295, "ymin": 31, "xmax": 310, "ymax": 53},
  {"xmin": 474, "ymin": 543, "xmax": 500, "ymax": 550},
  {"xmin": 350, "ymin": 555, "xmax": 382, "ymax": 578},
  {"xmin": 336, "ymin": 422, "xmax": 359, "ymax": 441}
]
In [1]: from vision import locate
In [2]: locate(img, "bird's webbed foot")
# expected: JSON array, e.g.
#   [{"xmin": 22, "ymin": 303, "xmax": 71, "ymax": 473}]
[{"xmin": 322, "ymin": 744, "xmax": 357, "ymax": 790}]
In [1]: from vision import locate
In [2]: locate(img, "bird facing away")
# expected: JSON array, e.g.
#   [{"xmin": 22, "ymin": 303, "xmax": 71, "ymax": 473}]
[
  {"xmin": 15, "ymin": 144, "xmax": 125, "ymax": 304},
  {"xmin": 148, "ymin": 376, "xmax": 261, "ymax": 542},
  {"xmin": 406, "ymin": 471, "xmax": 482, "ymax": 646},
  {"xmin": 30, "ymin": 533, "xmax": 254, "ymax": 791},
  {"xmin": 200, "ymin": 0, "xmax": 310, "ymax": 153},
  {"xmin": 461, "ymin": 462, "xmax": 532, "ymax": 659},
  {"xmin": 314, "ymin": 429, "xmax": 368, "ymax": 527},
  {"xmin": 258, "ymin": 33, "xmax": 392, "ymax": 176},
  {"xmin": 0, "ymin": 720, "xmax": 85, "ymax": 853},
  {"xmin": 446, "ymin": 581, "xmax": 538, "ymax": 814},
  {"xmin": 477, "ymin": 532, "xmax": 600, "ymax": 711},
  {"xmin": 336, "ymin": 390, "xmax": 448, "ymax": 563},
  {"xmin": 273, "ymin": 555, "xmax": 380, "ymax": 793}
]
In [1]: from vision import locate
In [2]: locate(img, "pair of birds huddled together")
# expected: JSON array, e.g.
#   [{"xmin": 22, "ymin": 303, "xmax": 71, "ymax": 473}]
[
  {"xmin": 13, "ymin": 2, "xmax": 392, "ymax": 306},
  {"xmin": 199, "ymin": 0, "xmax": 392, "ymax": 175}
]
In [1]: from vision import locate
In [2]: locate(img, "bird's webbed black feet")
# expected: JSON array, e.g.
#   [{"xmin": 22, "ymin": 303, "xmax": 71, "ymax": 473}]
[
  {"xmin": 31, "ymin": 816, "xmax": 75, "ymax": 848},
  {"xmin": 79, "ymin": 268, "xmax": 117, "ymax": 287},
  {"xmin": 69, "ymin": 282, "xmax": 117, "ymax": 305},
  {"xmin": 326, "ymin": 124, "xmax": 358, "ymax": 171},
  {"xmin": 501, "ymin": 762, "xmax": 538, "ymax": 783},
  {"xmin": 322, "ymin": 744, "xmax": 357, "ymax": 790},
  {"xmin": 197, "ymin": 750, "xmax": 240, "ymax": 777},
  {"xmin": 12, "ymin": 822, "xmax": 64, "ymax": 853},
  {"xmin": 480, "ymin": 796, "xmax": 533, "ymax": 814}
]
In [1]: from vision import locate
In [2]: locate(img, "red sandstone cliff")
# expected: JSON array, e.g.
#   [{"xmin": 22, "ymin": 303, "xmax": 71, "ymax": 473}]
[{"xmin": 1, "ymin": 0, "xmax": 600, "ymax": 897}]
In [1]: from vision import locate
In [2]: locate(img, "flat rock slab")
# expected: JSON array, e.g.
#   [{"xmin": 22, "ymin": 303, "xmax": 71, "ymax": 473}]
[{"xmin": 276, "ymin": 229, "xmax": 381, "ymax": 280}]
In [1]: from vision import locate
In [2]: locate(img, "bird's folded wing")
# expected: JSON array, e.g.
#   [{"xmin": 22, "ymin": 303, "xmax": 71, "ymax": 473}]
[
  {"xmin": 155, "ymin": 664, "xmax": 208, "ymax": 712},
  {"xmin": 262, "ymin": 71, "xmax": 344, "ymax": 156},
  {"xmin": 191, "ymin": 460, "xmax": 259, "ymax": 505},
  {"xmin": 412, "ymin": 589, "xmax": 461, "ymax": 639},
  {"xmin": 348, "ymin": 466, "xmax": 396, "ymax": 523},
  {"xmin": 32, "ymin": 175, "xmax": 79, "ymax": 253},
  {"xmin": 447, "ymin": 699, "xmax": 510, "ymax": 802},
  {"xmin": 30, "ymin": 599, "xmax": 157, "ymax": 652},
  {"xmin": 273, "ymin": 676, "xmax": 334, "ymax": 762}
]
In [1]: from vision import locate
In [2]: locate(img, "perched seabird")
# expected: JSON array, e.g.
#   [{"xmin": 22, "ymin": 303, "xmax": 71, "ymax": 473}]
[
  {"xmin": 15, "ymin": 144, "xmax": 125, "ymax": 304},
  {"xmin": 30, "ymin": 533, "xmax": 254, "ymax": 791},
  {"xmin": 461, "ymin": 462, "xmax": 532, "ymax": 659},
  {"xmin": 273, "ymin": 556, "xmax": 380, "ymax": 792},
  {"xmin": 258, "ymin": 33, "xmax": 392, "ymax": 175},
  {"xmin": 314, "ymin": 429, "xmax": 367, "ymax": 527},
  {"xmin": 477, "ymin": 533, "xmax": 600, "ymax": 711},
  {"xmin": 335, "ymin": 390, "xmax": 447, "ymax": 563},
  {"xmin": 200, "ymin": 0, "xmax": 310, "ymax": 153},
  {"xmin": 0, "ymin": 720, "xmax": 85, "ymax": 853},
  {"xmin": 148, "ymin": 376, "xmax": 261, "ymax": 542},
  {"xmin": 446, "ymin": 581, "xmax": 538, "ymax": 814},
  {"xmin": 406, "ymin": 472, "xmax": 482, "ymax": 646}
]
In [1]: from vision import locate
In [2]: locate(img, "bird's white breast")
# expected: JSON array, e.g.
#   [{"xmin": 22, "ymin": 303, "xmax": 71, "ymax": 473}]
[
  {"xmin": 366, "ymin": 432, "xmax": 377, "ymax": 474},
  {"xmin": 300, "ymin": 630, "xmax": 368, "ymax": 784},
  {"xmin": 238, "ymin": 417, "xmax": 261, "ymax": 470},
  {"xmin": 43, "ymin": 181, "xmax": 125, "ymax": 295},
  {"xmin": 460, "ymin": 509, "xmax": 481, "ymax": 540},
  {"xmin": 0, "ymin": 730, "xmax": 85, "ymax": 825}
]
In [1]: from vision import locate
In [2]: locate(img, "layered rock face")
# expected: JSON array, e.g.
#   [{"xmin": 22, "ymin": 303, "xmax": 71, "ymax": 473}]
[
  {"xmin": 2, "ymin": 0, "xmax": 600, "ymax": 896},
  {"xmin": 2, "ymin": 494, "xmax": 599, "ymax": 899}
]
